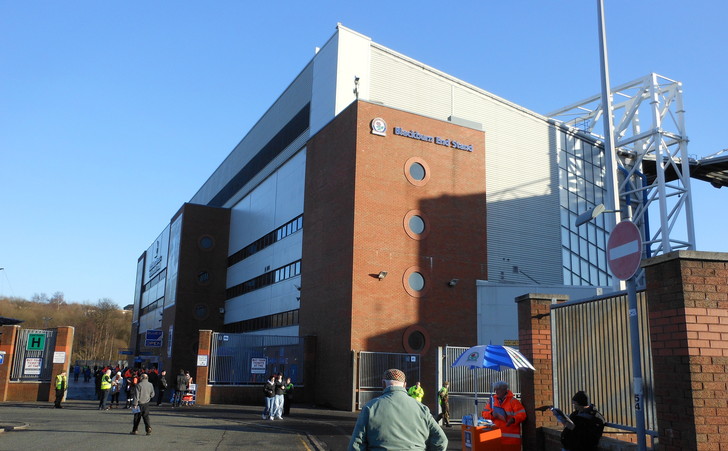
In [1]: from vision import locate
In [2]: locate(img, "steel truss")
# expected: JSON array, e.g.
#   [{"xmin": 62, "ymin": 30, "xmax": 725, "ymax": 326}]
[{"xmin": 548, "ymin": 73, "xmax": 696, "ymax": 266}]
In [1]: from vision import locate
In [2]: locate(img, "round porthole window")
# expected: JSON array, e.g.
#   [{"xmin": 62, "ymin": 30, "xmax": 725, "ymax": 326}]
[
  {"xmin": 409, "ymin": 162, "xmax": 426, "ymax": 180},
  {"xmin": 403, "ymin": 266, "xmax": 429, "ymax": 297},
  {"xmin": 199, "ymin": 235, "xmax": 215, "ymax": 250},
  {"xmin": 408, "ymin": 272, "xmax": 425, "ymax": 291},
  {"xmin": 409, "ymin": 215, "xmax": 425, "ymax": 234},
  {"xmin": 193, "ymin": 304, "xmax": 209, "ymax": 320},
  {"xmin": 403, "ymin": 210, "xmax": 430, "ymax": 240},
  {"xmin": 404, "ymin": 157, "xmax": 431, "ymax": 186},
  {"xmin": 408, "ymin": 331, "xmax": 426, "ymax": 352},
  {"xmin": 403, "ymin": 325, "xmax": 431, "ymax": 354}
]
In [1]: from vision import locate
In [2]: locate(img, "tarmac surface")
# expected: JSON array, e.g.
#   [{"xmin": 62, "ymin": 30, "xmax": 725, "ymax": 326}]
[{"xmin": 0, "ymin": 382, "xmax": 464, "ymax": 451}]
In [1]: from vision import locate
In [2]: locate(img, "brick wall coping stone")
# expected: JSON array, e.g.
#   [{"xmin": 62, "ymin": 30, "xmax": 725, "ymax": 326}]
[{"xmin": 642, "ymin": 250, "xmax": 728, "ymax": 268}]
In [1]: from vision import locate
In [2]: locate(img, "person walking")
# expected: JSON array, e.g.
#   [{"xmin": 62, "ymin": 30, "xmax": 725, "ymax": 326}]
[
  {"xmin": 54, "ymin": 370, "xmax": 67, "ymax": 409},
  {"xmin": 73, "ymin": 364, "xmax": 80, "ymax": 383},
  {"xmin": 407, "ymin": 381, "xmax": 424, "ymax": 402},
  {"xmin": 348, "ymin": 369, "xmax": 447, "ymax": 451},
  {"xmin": 283, "ymin": 377, "xmax": 294, "ymax": 416},
  {"xmin": 481, "ymin": 381, "xmax": 527, "ymax": 451},
  {"xmin": 156, "ymin": 370, "xmax": 168, "ymax": 406},
  {"xmin": 173, "ymin": 369, "xmax": 187, "ymax": 407},
  {"xmin": 130, "ymin": 373, "xmax": 155, "ymax": 436},
  {"xmin": 436, "ymin": 381, "xmax": 451, "ymax": 427},
  {"xmin": 262, "ymin": 374, "xmax": 276, "ymax": 420},
  {"xmin": 272, "ymin": 373, "xmax": 285, "ymax": 420},
  {"xmin": 98, "ymin": 369, "xmax": 112, "ymax": 410}
]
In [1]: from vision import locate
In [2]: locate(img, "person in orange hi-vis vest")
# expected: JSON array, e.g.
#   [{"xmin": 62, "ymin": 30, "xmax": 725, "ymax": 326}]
[{"xmin": 482, "ymin": 381, "xmax": 527, "ymax": 450}]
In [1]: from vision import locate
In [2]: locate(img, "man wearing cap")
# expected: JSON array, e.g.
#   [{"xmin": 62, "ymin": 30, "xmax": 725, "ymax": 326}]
[{"xmin": 348, "ymin": 368, "xmax": 447, "ymax": 450}]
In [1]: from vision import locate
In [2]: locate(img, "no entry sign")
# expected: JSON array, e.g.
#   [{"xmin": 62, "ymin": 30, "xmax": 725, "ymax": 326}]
[{"xmin": 607, "ymin": 220, "xmax": 643, "ymax": 280}]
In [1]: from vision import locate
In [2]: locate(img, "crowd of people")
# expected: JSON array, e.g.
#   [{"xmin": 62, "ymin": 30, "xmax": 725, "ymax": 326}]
[{"xmin": 67, "ymin": 364, "xmax": 194, "ymax": 410}]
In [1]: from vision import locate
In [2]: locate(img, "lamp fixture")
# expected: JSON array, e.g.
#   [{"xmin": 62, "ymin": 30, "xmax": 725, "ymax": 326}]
[
  {"xmin": 377, "ymin": 271, "xmax": 388, "ymax": 280},
  {"xmin": 448, "ymin": 278, "xmax": 459, "ymax": 287}
]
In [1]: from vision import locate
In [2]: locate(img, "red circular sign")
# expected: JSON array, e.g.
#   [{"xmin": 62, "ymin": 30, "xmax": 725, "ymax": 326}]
[{"xmin": 607, "ymin": 220, "xmax": 643, "ymax": 280}]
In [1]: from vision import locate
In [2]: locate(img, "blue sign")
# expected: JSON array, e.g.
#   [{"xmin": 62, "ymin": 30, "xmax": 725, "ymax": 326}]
[
  {"xmin": 145, "ymin": 330, "xmax": 163, "ymax": 347},
  {"xmin": 118, "ymin": 350, "xmax": 134, "ymax": 355},
  {"xmin": 145, "ymin": 330, "xmax": 163, "ymax": 340},
  {"xmin": 0, "ymin": 353, "xmax": 4, "ymax": 365}
]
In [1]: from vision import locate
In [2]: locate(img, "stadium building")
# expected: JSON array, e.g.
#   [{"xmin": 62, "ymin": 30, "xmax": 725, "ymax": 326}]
[{"xmin": 131, "ymin": 24, "xmax": 614, "ymax": 410}]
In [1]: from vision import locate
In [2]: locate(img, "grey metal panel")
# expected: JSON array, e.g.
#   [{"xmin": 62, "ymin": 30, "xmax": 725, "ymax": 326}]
[{"xmin": 190, "ymin": 63, "xmax": 314, "ymax": 206}]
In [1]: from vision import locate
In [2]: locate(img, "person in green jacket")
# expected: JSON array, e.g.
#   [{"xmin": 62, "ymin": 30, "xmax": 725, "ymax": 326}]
[
  {"xmin": 348, "ymin": 369, "xmax": 447, "ymax": 451},
  {"xmin": 407, "ymin": 381, "xmax": 424, "ymax": 403},
  {"xmin": 98, "ymin": 369, "xmax": 112, "ymax": 410},
  {"xmin": 54, "ymin": 370, "xmax": 67, "ymax": 409},
  {"xmin": 436, "ymin": 381, "xmax": 451, "ymax": 427}
]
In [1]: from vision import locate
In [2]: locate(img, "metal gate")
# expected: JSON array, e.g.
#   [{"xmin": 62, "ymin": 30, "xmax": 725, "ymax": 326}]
[
  {"xmin": 551, "ymin": 291, "xmax": 657, "ymax": 442},
  {"xmin": 11, "ymin": 329, "xmax": 57, "ymax": 382},
  {"xmin": 438, "ymin": 346, "xmax": 521, "ymax": 424},
  {"xmin": 355, "ymin": 351, "xmax": 420, "ymax": 409}
]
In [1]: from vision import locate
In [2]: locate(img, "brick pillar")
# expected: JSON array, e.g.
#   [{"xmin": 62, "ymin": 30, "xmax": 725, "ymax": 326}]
[
  {"xmin": 516, "ymin": 293, "xmax": 569, "ymax": 451},
  {"xmin": 195, "ymin": 330, "xmax": 212, "ymax": 405},
  {"xmin": 0, "ymin": 325, "xmax": 21, "ymax": 402},
  {"xmin": 643, "ymin": 250, "xmax": 728, "ymax": 451},
  {"xmin": 48, "ymin": 326, "xmax": 74, "ymax": 403}
]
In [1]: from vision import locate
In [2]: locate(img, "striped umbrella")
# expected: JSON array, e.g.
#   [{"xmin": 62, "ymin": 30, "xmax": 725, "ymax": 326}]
[{"xmin": 452, "ymin": 345, "xmax": 535, "ymax": 422}]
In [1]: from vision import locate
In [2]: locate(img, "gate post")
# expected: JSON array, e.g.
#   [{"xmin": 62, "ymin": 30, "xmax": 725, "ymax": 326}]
[
  {"xmin": 516, "ymin": 293, "xmax": 569, "ymax": 451},
  {"xmin": 643, "ymin": 250, "xmax": 728, "ymax": 450},
  {"xmin": 47, "ymin": 326, "xmax": 74, "ymax": 403},
  {"xmin": 195, "ymin": 330, "xmax": 213, "ymax": 406},
  {"xmin": 0, "ymin": 325, "xmax": 21, "ymax": 402}
]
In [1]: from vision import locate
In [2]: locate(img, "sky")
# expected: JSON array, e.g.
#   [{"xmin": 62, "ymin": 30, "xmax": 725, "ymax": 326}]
[{"xmin": 1, "ymin": 1, "xmax": 726, "ymax": 306}]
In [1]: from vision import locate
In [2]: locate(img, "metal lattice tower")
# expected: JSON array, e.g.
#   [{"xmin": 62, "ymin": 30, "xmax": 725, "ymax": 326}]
[{"xmin": 548, "ymin": 73, "xmax": 696, "ymax": 267}]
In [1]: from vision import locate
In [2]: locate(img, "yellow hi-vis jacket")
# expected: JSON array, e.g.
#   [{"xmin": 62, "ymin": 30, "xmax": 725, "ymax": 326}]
[
  {"xmin": 407, "ymin": 385, "xmax": 424, "ymax": 402},
  {"xmin": 55, "ymin": 374, "xmax": 67, "ymax": 390}
]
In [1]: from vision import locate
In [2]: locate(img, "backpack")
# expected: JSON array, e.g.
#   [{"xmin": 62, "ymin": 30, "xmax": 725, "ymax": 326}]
[{"xmin": 560, "ymin": 407, "xmax": 605, "ymax": 450}]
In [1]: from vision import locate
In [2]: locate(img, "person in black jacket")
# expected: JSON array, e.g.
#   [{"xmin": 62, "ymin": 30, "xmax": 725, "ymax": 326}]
[
  {"xmin": 156, "ymin": 370, "xmax": 169, "ymax": 406},
  {"xmin": 262, "ymin": 374, "xmax": 276, "ymax": 420},
  {"xmin": 554, "ymin": 391, "xmax": 605, "ymax": 451}
]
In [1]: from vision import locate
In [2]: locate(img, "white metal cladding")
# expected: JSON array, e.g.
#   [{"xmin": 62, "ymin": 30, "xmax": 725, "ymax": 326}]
[
  {"xmin": 551, "ymin": 291, "xmax": 657, "ymax": 440},
  {"xmin": 370, "ymin": 49, "xmax": 454, "ymax": 120},
  {"xmin": 190, "ymin": 63, "xmax": 314, "ymax": 206},
  {"xmin": 368, "ymin": 45, "xmax": 563, "ymax": 285}
]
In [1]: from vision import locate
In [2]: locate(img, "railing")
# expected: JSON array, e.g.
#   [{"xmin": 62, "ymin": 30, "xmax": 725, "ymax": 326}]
[
  {"xmin": 356, "ymin": 351, "xmax": 420, "ymax": 408},
  {"xmin": 208, "ymin": 333, "xmax": 305, "ymax": 385}
]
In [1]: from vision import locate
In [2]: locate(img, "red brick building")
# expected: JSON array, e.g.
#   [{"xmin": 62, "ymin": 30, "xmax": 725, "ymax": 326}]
[{"xmin": 300, "ymin": 101, "xmax": 486, "ymax": 409}]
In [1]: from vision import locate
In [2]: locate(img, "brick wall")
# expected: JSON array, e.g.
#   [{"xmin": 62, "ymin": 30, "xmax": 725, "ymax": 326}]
[
  {"xmin": 0, "ymin": 325, "xmax": 74, "ymax": 402},
  {"xmin": 517, "ymin": 293, "xmax": 568, "ymax": 451},
  {"xmin": 643, "ymin": 250, "xmax": 728, "ymax": 451}
]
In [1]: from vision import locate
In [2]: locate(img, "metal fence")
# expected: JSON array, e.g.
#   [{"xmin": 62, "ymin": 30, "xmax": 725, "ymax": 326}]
[
  {"xmin": 356, "ymin": 351, "xmax": 420, "ymax": 408},
  {"xmin": 11, "ymin": 329, "xmax": 57, "ymax": 382},
  {"xmin": 208, "ymin": 333, "xmax": 305, "ymax": 385},
  {"xmin": 551, "ymin": 290, "xmax": 657, "ymax": 438},
  {"xmin": 440, "ymin": 346, "xmax": 521, "ymax": 423}
]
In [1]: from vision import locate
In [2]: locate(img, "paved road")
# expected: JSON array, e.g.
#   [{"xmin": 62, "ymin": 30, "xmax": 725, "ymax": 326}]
[{"xmin": 0, "ymin": 399, "xmax": 464, "ymax": 451}]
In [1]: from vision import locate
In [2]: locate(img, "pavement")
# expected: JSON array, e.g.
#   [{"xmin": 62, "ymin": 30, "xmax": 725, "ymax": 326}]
[{"xmin": 0, "ymin": 381, "xmax": 464, "ymax": 451}]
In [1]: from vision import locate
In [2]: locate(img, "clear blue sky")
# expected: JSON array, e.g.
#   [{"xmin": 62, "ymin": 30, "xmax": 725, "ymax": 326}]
[{"xmin": 1, "ymin": 1, "xmax": 726, "ymax": 306}]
